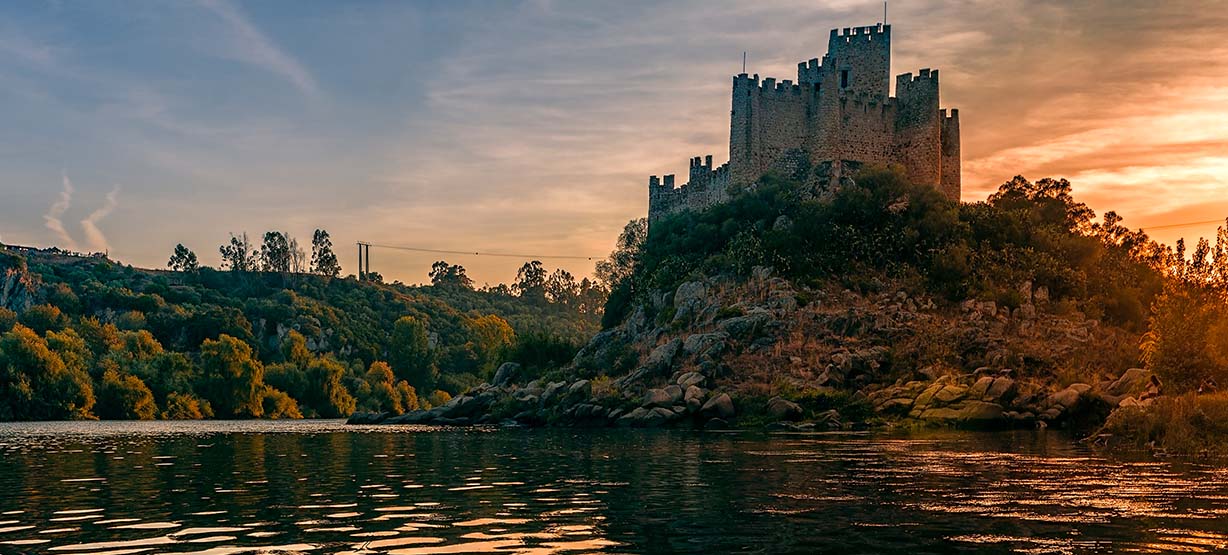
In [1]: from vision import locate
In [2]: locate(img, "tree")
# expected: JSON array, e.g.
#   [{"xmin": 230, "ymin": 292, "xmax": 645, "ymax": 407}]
[
  {"xmin": 261, "ymin": 231, "xmax": 292, "ymax": 273},
  {"xmin": 513, "ymin": 261, "xmax": 547, "ymax": 301},
  {"xmin": 301, "ymin": 356, "xmax": 356, "ymax": 417},
  {"xmin": 544, "ymin": 269, "xmax": 578, "ymax": 305},
  {"xmin": 429, "ymin": 260, "xmax": 474, "ymax": 289},
  {"xmin": 95, "ymin": 369, "xmax": 157, "ymax": 420},
  {"xmin": 310, "ymin": 229, "xmax": 342, "ymax": 277},
  {"xmin": 467, "ymin": 314, "xmax": 515, "ymax": 377},
  {"xmin": 389, "ymin": 316, "xmax": 436, "ymax": 391},
  {"xmin": 168, "ymin": 244, "xmax": 199, "ymax": 272},
  {"xmin": 288, "ymin": 235, "xmax": 307, "ymax": 274},
  {"xmin": 0, "ymin": 325, "xmax": 95, "ymax": 420},
  {"xmin": 361, "ymin": 361, "xmax": 419, "ymax": 415},
  {"xmin": 219, "ymin": 233, "xmax": 259, "ymax": 272},
  {"xmin": 595, "ymin": 218, "xmax": 647, "ymax": 289},
  {"xmin": 20, "ymin": 304, "xmax": 67, "ymax": 334},
  {"xmin": 199, "ymin": 334, "xmax": 265, "ymax": 418}
]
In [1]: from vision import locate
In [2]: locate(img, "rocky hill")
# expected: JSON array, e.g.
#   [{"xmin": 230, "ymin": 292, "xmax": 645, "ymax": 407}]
[{"xmin": 353, "ymin": 169, "xmax": 1173, "ymax": 433}]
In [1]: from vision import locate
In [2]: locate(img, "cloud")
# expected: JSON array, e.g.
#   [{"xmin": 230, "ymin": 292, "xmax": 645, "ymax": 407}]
[
  {"xmin": 44, "ymin": 174, "xmax": 77, "ymax": 250},
  {"xmin": 199, "ymin": 0, "xmax": 319, "ymax": 97},
  {"xmin": 81, "ymin": 186, "xmax": 120, "ymax": 253}
]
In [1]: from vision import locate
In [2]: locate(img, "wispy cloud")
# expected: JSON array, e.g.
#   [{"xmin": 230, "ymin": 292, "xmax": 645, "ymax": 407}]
[
  {"xmin": 199, "ymin": 0, "xmax": 318, "ymax": 97},
  {"xmin": 81, "ymin": 186, "xmax": 120, "ymax": 253},
  {"xmin": 44, "ymin": 174, "xmax": 77, "ymax": 251}
]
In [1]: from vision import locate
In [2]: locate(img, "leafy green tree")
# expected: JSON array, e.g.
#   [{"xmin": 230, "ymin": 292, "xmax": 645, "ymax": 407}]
[
  {"xmin": 261, "ymin": 231, "xmax": 292, "ymax": 273},
  {"xmin": 0, "ymin": 308, "xmax": 16, "ymax": 333},
  {"xmin": 430, "ymin": 261, "xmax": 474, "ymax": 289},
  {"xmin": 310, "ymin": 229, "xmax": 342, "ymax": 277},
  {"xmin": 302, "ymin": 356, "xmax": 356, "ymax": 417},
  {"xmin": 360, "ymin": 361, "xmax": 419, "ymax": 414},
  {"xmin": 467, "ymin": 314, "xmax": 515, "ymax": 378},
  {"xmin": 20, "ymin": 304, "xmax": 67, "ymax": 334},
  {"xmin": 96, "ymin": 369, "xmax": 158, "ymax": 420},
  {"xmin": 389, "ymin": 316, "xmax": 436, "ymax": 391},
  {"xmin": 73, "ymin": 317, "xmax": 121, "ymax": 356},
  {"xmin": 219, "ymin": 233, "xmax": 259, "ymax": 272},
  {"xmin": 168, "ymin": 244, "xmax": 199, "ymax": 272},
  {"xmin": 0, "ymin": 325, "xmax": 95, "ymax": 420},
  {"xmin": 199, "ymin": 334, "xmax": 265, "ymax": 418}
]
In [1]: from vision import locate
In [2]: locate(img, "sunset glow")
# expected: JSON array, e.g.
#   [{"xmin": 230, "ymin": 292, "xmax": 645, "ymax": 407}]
[{"xmin": 1, "ymin": 0, "xmax": 1225, "ymax": 283}]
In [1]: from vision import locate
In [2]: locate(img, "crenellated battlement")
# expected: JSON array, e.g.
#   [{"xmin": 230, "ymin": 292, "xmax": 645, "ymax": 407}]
[
  {"xmin": 831, "ymin": 23, "xmax": 888, "ymax": 42},
  {"xmin": 648, "ymin": 21, "xmax": 959, "ymax": 225}
]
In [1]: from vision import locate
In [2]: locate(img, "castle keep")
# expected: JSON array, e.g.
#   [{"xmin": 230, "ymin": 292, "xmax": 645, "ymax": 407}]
[{"xmin": 648, "ymin": 23, "xmax": 960, "ymax": 222}]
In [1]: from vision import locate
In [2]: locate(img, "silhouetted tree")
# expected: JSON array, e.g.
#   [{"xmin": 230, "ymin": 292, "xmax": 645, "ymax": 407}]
[
  {"xmin": 261, "ymin": 231, "xmax": 292, "ymax": 273},
  {"xmin": 219, "ymin": 233, "xmax": 259, "ymax": 272},
  {"xmin": 429, "ymin": 260, "xmax": 474, "ymax": 289},
  {"xmin": 310, "ymin": 229, "xmax": 341, "ymax": 277},
  {"xmin": 168, "ymin": 244, "xmax": 199, "ymax": 272},
  {"xmin": 595, "ymin": 218, "xmax": 646, "ymax": 289},
  {"xmin": 514, "ymin": 261, "xmax": 547, "ymax": 301}
]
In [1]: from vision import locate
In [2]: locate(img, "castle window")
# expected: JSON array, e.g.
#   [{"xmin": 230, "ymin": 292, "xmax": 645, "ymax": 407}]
[{"xmin": 841, "ymin": 69, "xmax": 849, "ymax": 88}]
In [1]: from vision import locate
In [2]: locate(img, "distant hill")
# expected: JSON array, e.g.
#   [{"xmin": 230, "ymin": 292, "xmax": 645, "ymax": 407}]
[{"xmin": 0, "ymin": 244, "xmax": 601, "ymax": 421}]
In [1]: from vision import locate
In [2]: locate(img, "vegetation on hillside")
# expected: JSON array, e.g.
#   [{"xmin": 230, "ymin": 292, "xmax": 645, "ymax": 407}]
[
  {"xmin": 607, "ymin": 166, "xmax": 1227, "ymax": 400},
  {"xmin": 0, "ymin": 228, "xmax": 604, "ymax": 421}
]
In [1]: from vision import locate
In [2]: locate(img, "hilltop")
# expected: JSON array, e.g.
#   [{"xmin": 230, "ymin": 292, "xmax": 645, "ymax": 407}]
[{"xmin": 367, "ymin": 167, "xmax": 1228, "ymax": 450}]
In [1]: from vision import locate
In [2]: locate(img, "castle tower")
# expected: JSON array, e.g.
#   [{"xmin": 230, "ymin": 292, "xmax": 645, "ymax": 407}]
[{"xmin": 649, "ymin": 22, "xmax": 959, "ymax": 225}]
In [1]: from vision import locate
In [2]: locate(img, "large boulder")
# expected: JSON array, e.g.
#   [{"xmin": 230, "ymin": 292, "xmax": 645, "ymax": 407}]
[
  {"xmin": 718, "ymin": 310, "xmax": 771, "ymax": 339},
  {"xmin": 643, "ymin": 388, "xmax": 674, "ymax": 408},
  {"xmin": 673, "ymin": 281, "xmax": 709, "ymax": 323},
  {"xmin": 567, "ymin": 379, "xmax": 592, "ymax": 398},
  {"xmin": 646, "ymin": 339, "xmax": 682, "ymax": 370},
  {"xmin": 701, "ymin": 393, "xmax": 736, "ymax": 419},
  {"xmin": 682, "ymin": 332, "xmax": 729, "ymax": 359},
  {"xmin": 540, "ymin": 381, "xmax": 568, "ymax": 405},
  {"xmin": 492, "ymin": 362, "xmax": 521, "ymax": 387},
  {"xmin": 766, "ymin": 396, "xmax": 804, "ymax": 421},
  {"xmin": 675, "ymin": 371, "xmax": 706, "ymax": 388},
  {"xmin": 1105, "ymin": 368, "xmax": 1152, "ymax": 397}
]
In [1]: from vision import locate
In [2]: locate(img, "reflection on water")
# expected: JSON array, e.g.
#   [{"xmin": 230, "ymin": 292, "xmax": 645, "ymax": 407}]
[{"xmin": 0, "ymin": 421, "xmax": 1226, "ymax": 554}]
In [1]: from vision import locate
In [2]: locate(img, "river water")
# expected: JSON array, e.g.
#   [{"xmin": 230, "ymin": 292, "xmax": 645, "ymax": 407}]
[{"xmin": 0, "ymin": 421, "xmax": 1226, "ymax": 554}]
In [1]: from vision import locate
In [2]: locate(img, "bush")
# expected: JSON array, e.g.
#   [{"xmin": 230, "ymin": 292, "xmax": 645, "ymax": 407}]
[
  {"xmin": 162, "ymin": 392, "xmax": 213, "ymax": 419},
  {"xmin": 95, "ymin": 369, "xmax": 157, "ymax": 420}
]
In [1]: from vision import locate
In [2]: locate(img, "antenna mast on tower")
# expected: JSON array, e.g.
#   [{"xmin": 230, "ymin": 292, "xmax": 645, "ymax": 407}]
[
  {"xmin": 884, "ymin": 1, "xmax": 888, "ymax": 24},
  {"xmin": 742, "ymin": 51, "xmax": 746, "ymax": 73}
]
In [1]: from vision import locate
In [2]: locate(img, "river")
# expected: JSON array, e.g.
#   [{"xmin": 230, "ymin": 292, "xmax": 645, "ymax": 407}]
[{"xmin": 0, "ymin": 420, "xmax": 1225, "ymax": 554}]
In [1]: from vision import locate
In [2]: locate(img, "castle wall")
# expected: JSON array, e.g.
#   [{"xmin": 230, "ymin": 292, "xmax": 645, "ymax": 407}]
[{"xmin": 729, "ymin": 75, "xmax": 813, "ymax": 185}]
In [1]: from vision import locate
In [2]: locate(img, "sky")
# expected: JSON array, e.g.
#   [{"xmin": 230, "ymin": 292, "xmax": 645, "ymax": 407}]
[{"xmin": 1, "ymin": 0, "xmax": 1226, "ymax": 285}]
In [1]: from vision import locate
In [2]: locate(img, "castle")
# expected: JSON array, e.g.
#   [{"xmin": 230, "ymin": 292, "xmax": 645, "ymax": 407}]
[{"xmin": 648, "ymin": 23, "xmax": 960, "ymax": 222}]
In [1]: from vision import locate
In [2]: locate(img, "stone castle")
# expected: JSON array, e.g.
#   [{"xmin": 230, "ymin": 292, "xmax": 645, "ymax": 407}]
[{"xmin": 648, "ymin": 23, "xmax": 960, "ymax": 222}]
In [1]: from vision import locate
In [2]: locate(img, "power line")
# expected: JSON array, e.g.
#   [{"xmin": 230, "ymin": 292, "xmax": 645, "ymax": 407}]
[
  {"xmin": 359, "ymin": 242, "xmax": 600, "ymax": 261},
  {"xmin": 1140, "ymin": 219, "xmax": 1225, "ymax": 231}
]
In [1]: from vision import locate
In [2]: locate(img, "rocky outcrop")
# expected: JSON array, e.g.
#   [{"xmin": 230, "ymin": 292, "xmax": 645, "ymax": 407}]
[{"xmin": 351, "ymin": 270, "xmax": 1139, "ymax": 434}]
